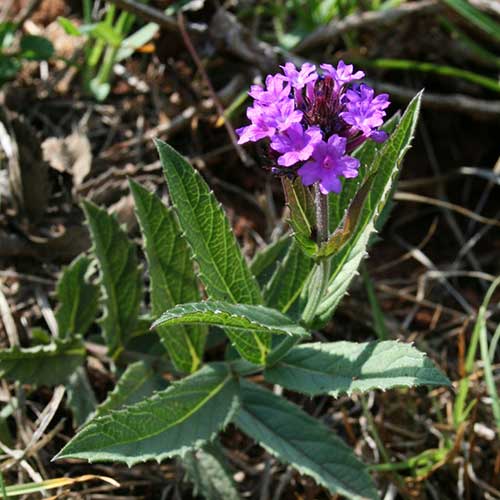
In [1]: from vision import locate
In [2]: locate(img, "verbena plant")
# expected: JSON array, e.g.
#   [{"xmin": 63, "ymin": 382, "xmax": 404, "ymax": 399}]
[{"xmin": 0, "ymin": 62, "xmax": 450, "ymax": 499}]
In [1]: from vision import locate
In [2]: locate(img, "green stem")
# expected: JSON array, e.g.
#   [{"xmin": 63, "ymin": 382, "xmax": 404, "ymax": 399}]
[
  {"xmin": 267, "ymin": 185, "xmax": 331, "ymax": 366},
  {"xmin": 301, "ymin": 184, "xmax": 330, "ymax": 327}
]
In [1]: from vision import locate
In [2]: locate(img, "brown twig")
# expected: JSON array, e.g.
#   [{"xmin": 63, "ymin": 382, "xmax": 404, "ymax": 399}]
[
  {"xmin": 372, "ymin": 82, "xmax": 500, "ymax": 118},
  {"xmin": 177, "ymin": 12, "xmax": 253, "ymax": 166},
  {"xmin": 295, "ymin": 0, "xmax": 440, "ymax": 53},
  {"xmin": 107, "ymin": 0, "xmax": 206, "ymax": 34}
]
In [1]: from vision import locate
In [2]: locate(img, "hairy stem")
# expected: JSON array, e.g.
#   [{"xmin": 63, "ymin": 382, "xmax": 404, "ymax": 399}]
[{"xmin": 301, "ymin": 184, "xmax": 331, "ymax": 327}]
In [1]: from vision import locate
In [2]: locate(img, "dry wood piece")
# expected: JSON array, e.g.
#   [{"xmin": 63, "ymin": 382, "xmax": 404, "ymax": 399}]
[
  {"xmin": 295, "ymin": 0, "xmax": 441, "ymax": 53},
  {"xmin": 107, "ymin": 0, "xmax": 206, "ymax": 35},
  {"xmin": 209, "ymin": 9, "xmax": 278, "ymax": 73},
  {"xmin": 373, "ymin": 82, "xmax": 500, "ymax": 118}
]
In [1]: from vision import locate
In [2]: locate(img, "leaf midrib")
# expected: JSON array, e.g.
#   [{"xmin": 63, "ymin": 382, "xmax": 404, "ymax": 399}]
[{"xmin": 76, "ymin": 372, "xmax": 233, "ymax": 451}]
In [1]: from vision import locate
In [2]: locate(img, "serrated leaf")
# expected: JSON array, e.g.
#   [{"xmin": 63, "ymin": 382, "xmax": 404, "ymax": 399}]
[
  {"xmin": 316, "ymin": 93, "xmax": 422, "ymax": 326},
  {"xmin": 82, "ymin": 200, "xmax": 142, "ymax": 356},
  {"xmin": 154, "ymin": 301, "xmax": 310, "ymax": 339},
  {"xmin": 316, "ymin": 174, "xmax": 375, "ymax": 259},
  {"xmin": 263, "ymin": 240, "xmax": 313, "ymax": 315},
  {"xmin": 55, "ymin": 363, "xmax": 239, "ymax": 465},
  {"xmin": 282, "ymin": 177, "xmax": 317, "ymax": 255},
  {"xmin": 156, "ymin": 140, "xmax": 269, "ymax": 364},
  {"xmin": 328, "ymin": 112, "xmax": 400, "ymax": 233},
  {"xmin": 95, "ymin": 360, "xmax": 167, "ymax": 418},
  {"xmin": 234, "ymin": 380, "xmax": 378, "ymax": 500},
  {"xmin": 55, "ymin": 255, "xmax": 99, "ymax": 339},
  {"xmin": 0, "ymin": 337, "xmax": 85, "ymax": 386},
  {"xmin": 130, "ymin": 180, "xmax": 206, "ymax": 373},
  {"xmin": 250, "ymin": 235, "xmax": 292, "ymax": 288},
  {"xmin": 66, "ymin": 367, "xmax": 97, "ymax": 427},
  {"xmin": 183, "ymin": 444, "xmax": 241, "ymax": 500},
  {"xmin": 265, "ymin": 340, "xmax": 450, "ymax": 397}
]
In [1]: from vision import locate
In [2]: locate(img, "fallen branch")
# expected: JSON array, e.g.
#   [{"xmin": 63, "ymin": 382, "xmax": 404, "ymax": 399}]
[
  {"xmin": 373, "ymin": 82, "xmax": 500, "ymax": 118},
  {"xmin": 295, "ymin": 0, "xmax": 441, "ymax": 53},
  {"xmin": 107, "ymin": 0, "xmax": 206, "ymax": 35}
]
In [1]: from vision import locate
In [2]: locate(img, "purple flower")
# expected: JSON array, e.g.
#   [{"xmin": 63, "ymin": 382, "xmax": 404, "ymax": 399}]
[
  {"xmin": 281, "ymin": 62, "xmax": 318, "ymax": 90},
  {"xmin": 340, "ymin": 84, "xmax": 390, "ymax": 136},
  {"xmin": 249, "ymin": 74, "xmax": 290, "ymax": 104},
  {"xmin": 236, "ymin": 100, "xmax": 303, "ymax": 144},
  {"xmin": 320, "ymin": 60, "xmax": 364, "ymax": 89},
  {"xmin": 298, "ymin": 135, "xmax": 360, "ymax": 194},
  {"xmin": 270, "ymin": 124, "xmax": 322, "ymax": 167},
  {"xmin": 235, "ymin": 60, "xmax": 391, "ymax": 195}
]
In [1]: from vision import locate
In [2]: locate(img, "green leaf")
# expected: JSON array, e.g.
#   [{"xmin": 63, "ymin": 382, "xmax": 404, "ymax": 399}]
[
  {"xmin": 19, "ymin": 35, "xmax": 54, "ymax": 60},
  {"xmin": 116, "ymin": 23, "xmax": 159, "ymax": 61},
  {"xmin": 95, "ymin": 360, "xmax": 167, "ymax": 418},
  {"xmin": 130, "ymin": 180, "xmax": 206, "ymax": 373},
  {"xmin": 82, "ymin": 200, "xmax": 142, "ymax": 356},
  {"xmin": 282, "ymin": 177, "xmax": 317, "ymax": 256},
  {"xmin": 183, "ymin": 444, "xmax": 241, "ymax": 500},
  {"xmin": 55, "ymin": 255, "xmax": 99, "ymax": 339},
  {"xmin": 153, "ymin": 301, "xmax": 310, "ymax": 339},
  {"xmin": 89, "ymin": 21, "xmax": 122, "ymax": 47},
  {"xmin": 329, "ymin": 112, "xmax": 400, "ymax": 233},
  {"xmin": 250, "ymin": 235, "xmax": 292, "ymax": 288},
  {"xmin": 234, "ymin": 381, "xmax": 378, "ymax": 500},
  {"xmin": 57, "ymin": 16, "xmax": 82, "ymax": 36},
  {"xmin": 317, "ymin": 174, "xmax": 375, "ymax": 259},
  {"xmin": 66, "ymin": 367, "xmax": 97, "ymax": 427},
  {"xmin": 156, "ymin": 140, "xmax": 269, "ymax": 364},
  {"xmin": 265, "ymin": 341, "xmax": 450, "ymax": 397},
  {"xmin": 263, "ymin": 240, "xmax": 314, "ymax": 315},
  {"xmin": 55, "ymin": 363, "xmax": 239, "ymax": 465},
  {"xmin": 316, "ymin": 93, "xmax": 422, "ymax": 326},
  {"xmin": 0, "ymin": 337, "xmax": 85, "ymax": 386}
]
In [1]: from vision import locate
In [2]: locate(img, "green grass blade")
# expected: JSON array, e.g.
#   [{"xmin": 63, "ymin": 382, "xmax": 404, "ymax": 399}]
[
  {"xmin": 362, "ymin": 58, "xmax": 500, "ymax": 93},
  {"xmin": 442, "ymin": 0, "xmax": 500, "ymax": 42}
]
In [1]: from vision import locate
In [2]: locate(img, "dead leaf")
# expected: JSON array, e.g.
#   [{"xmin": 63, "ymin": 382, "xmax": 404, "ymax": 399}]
[{"xmin": 42, "ymin": 129, "xmax": 92, "ymax": 188}]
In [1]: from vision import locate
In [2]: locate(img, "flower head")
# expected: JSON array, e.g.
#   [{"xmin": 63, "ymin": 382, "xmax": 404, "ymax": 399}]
[
  {"xmin": 320, "ymin": 60, "xmax": 365, "ymax": 90},
  {"xmin": 298, "ymin": 135, "xmax": 360, "ymax": 194},
  {"xmin": 236, "ymin": 60, "xmax": 390, "ymax": 193},
  {"xmin": 340, "ymin": 84, "xmax": 390, "ymax": 136},
  {"xmin": 249, "ymin": 74, "xmax": 290, "ymax": 104},
  {"xmin": 281, "ymin": 62, "xmax": 318, "ymax": 90},
  {"xmin": 270, "ymin": 124, "xmax": 322, "ymax": 167}
]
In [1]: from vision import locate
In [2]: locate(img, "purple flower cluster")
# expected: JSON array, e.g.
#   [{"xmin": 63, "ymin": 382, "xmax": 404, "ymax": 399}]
[{"xmin": 236, "ymin": 61, "xmax": 390, "ymax": 194}]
